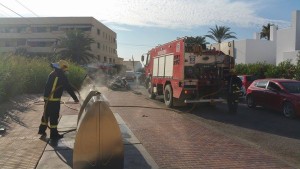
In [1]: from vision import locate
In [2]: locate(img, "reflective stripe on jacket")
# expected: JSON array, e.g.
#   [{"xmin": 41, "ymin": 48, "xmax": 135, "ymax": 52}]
[{"xmin": 43, "ymin": 69, "xmax": 78, "ymax": 102}]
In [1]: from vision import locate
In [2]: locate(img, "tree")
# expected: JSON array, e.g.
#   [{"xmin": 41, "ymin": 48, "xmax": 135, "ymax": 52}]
[
  {"xmin": 205, "ymin": 25, "xmax": 237, "ymax": 43},
  {"xmin": 58, "ymin": 29, "xmax": 95, "ymax": 65},
  {"xmin": 260, "ymin": 23, "xmax": 274, "ymax": 40},
  {"xmin": 185, "ymin": 36, "xmax": 208, "ymax": 50}
]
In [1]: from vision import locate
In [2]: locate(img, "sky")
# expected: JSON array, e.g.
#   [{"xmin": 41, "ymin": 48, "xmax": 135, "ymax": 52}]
[{"xmin": 0, "ymin": 0, "xmax": 299, "ymax": 61}]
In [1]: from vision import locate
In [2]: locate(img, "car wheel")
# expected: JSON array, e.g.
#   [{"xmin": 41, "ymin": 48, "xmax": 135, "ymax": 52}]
[
  {"xmin": 283, "ymin": 102, "xmax": 296, "ymax": 118},
  {"xmin": 246, "ymin": 95, "xmax": 256, "ymax": 108},
  {"xmin": 148, "ymin": 80, "xmax": 156, "ymax": 99},
  {"xmin": 164, "ymin": 85, "xmax": 173, "ymax": 108}
]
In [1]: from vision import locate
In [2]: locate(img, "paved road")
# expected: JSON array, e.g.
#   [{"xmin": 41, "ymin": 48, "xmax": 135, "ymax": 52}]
[
  {"xmin": 99, "ymin": 84, "xmax": 299, "ymax": 168},
  {"xmin": 0, "ymin": 83, "xmax": 299, "ymax": 168}
]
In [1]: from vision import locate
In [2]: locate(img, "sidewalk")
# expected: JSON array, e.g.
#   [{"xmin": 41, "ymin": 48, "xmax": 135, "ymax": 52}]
[
  {"xmin": 0, "ymin": 95, "xmax": 158, "ymax": 169},
  {"xmin": 36, "ymin": 113, "xmax": 158, "ymax": 169}
]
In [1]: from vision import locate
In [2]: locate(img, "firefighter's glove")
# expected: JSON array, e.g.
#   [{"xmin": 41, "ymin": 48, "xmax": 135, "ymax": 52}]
[{"xmin": 74, "ymin": 99, "xmax": 79, "ymax": 103}]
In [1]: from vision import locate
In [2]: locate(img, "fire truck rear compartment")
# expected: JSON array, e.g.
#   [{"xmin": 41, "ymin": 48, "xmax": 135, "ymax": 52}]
[{"xmin": 183, "ymin": 64, "xmax": 227, "ymax": 103}]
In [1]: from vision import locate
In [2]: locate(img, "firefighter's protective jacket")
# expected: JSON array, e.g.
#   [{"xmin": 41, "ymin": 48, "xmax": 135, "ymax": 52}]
[
  {"xmin": 225, "ymin": 75, "xmax": 242, "ymax": 94},
  {"xmin": 44, "ymin": 68, "xmax": 78, "ymax": 102}
]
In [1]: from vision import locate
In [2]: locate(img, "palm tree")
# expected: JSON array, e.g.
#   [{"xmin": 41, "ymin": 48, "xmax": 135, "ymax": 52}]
[
  {"xmin": 185, "ymin": 36, "xmax": 208, "ymax": 50},
  {"xmin": 205, "ymin": 25, "xmax": 237, "ymax": 43},
  {"xmin": 260, "ymin": 23, "xmax": 274, "ymax": 40},
  {"xmin": 58, "ymin": 29, "xmax": 95, "ymax": 65}
]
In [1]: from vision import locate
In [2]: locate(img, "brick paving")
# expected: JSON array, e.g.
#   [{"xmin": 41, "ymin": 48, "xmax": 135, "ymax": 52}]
[
  {"xmin": 0, "ymin": 95, "xmax": 79, "ymax": 169},
  {"xmin": 0, "ymin": 87, "xmax": 297, "ymax": 168},
  {"xmin": 101, "ymin": 87, "xmax": 295, "ymax": 169}
]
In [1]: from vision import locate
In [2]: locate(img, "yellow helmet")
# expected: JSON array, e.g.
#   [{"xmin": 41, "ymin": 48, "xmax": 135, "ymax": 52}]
[
  {"xmin": 229, "ymin": 69, "xmax": 236, "ymax": 75},
  {"xmin": 58, "ymin": 60, "xmax": 69, "ymax": 71}
]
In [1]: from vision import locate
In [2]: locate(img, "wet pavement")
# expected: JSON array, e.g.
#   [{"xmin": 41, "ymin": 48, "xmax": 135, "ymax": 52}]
[{"xmin": 0, "ymin": 84, "xmax": 298, "ymax": 168}]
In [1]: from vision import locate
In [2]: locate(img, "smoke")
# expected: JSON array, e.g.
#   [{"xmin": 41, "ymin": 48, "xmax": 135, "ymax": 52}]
[{"xmin": 78, "ymin": 71, "xmax": 111, "ymax": 105}]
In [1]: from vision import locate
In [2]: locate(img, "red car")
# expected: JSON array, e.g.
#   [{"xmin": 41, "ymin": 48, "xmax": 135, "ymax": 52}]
[{"xmin": 246, "ymin": 79, "xmax": 300, "ymax": 118}]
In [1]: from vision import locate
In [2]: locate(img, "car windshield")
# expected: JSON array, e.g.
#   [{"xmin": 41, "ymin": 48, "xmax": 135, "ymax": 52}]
[{"xmin": 281, "ymin": 82, "xmax": 300, "ymax": 93}]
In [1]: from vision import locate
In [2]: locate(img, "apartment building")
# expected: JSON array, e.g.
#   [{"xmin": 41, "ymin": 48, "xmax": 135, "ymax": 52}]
[{"xmin": 0, "ymin": 17, "xmax": 120, "ymax": 64}]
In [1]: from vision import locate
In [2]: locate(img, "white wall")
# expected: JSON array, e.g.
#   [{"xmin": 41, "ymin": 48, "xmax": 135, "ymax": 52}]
[
  {"xmin": 234, "ymin": 40, "xmax": 246, "ymax": 64},
  {"xmin": 276, "ymin": 28, "xmax": 295, "ymax": 64},
  {"xmin": 282, "ymin": 51, "xmax": 300, "ymax": 64},
  {"xmin": 234, "ymin": 39, "xmax": 275, "ymax": 64},
  {"xmin": 276, "ymin": 11, "xmax": 300, "ymax": 65},
  {"xmin": 210, "ymin": 10, "xmax": 300, "ymax": 66},
  {"xmin": 245, "ymin": 39, "xmax": 276, "ymax": 64}
]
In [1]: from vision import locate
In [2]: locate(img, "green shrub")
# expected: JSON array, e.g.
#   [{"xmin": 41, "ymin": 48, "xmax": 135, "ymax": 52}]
[
  {"xmin": 0, "ymin": 54, "xmax": 86, "ymax": 103},
  {"xmin": 235, "ymin": 60, "xmax": 300, "ymax": 80},
  {"xmin": 68, "ymin": 62, "xmax": 88, "ymax": 90}
]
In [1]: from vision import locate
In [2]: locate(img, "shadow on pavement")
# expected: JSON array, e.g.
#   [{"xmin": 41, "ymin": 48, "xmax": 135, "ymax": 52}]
[
  {"xmin": 49, "ymin": 139, "xmax": 73, "ymax": 168},
  {"xmin": 189, "ymin": 103, "xmax": 300, "ymax": 140},
  {"xmin": 0, "ymin": 95, "xmax": 39, "ymax": 130}
]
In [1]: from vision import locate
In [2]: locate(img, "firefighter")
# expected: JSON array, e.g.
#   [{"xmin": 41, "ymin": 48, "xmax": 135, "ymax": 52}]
[
  {"xmin": 38, "ymin": 60, "xmax": 79, "ymax": 139},
  {"xmin": 225, "ymin": 69, "xmax": 242, "ymax": 113}
]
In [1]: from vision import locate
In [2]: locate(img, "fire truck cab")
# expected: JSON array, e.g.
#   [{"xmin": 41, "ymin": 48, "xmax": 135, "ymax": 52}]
[{"xmin": 141, "ymin": 37, "xmax": 235, "ymax": 108}]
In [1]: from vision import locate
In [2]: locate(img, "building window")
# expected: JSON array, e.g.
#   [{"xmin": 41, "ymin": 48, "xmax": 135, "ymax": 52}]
[
  {"xmin": 58, "ymin": 25, "xmax": 91, "ymax": 32},
  {"xmin": 113, "ymin": 59, "xmax": 115, "ymax": 63},
  {"xmin": 97, "ymin": 43, "xmax": 100, "ymax": 49},
  {"xmin": 104, "ymin": 56, "xmax": 107, "ymax": 62},
  {"xmin": 17, "ymin": 27, "xmax": 27, "ymax": 33},
  {"xmin": 97, "ymin": 29, "xmax": 100, "ymax": 35},
  {"xmin": 78, "ymin": 27, "xmax": 91, "ymax": 32},
  {"xmin": 50, "ymin": 26, "xmax": 58, "ymax": 32},
  {"xmin": 97, "ymin": 55, "xmax": 101, "ymax": 61},
  {"xmin": 31, "ymin": 27, "xmax": 47, "ymax": 33},
  {"xmin": 109, "ymin": 58, "xmax": 112, "ymax": 63},
  {"xmin": 27, "ymin": 41, "xmax": 54, "ymax": 47},
  {"xmin": 17, "ymin": 39, "xmax": 26, "ymax": 46},
  {"xmin": 5, "ymin": 40, "xmax": 16, "ymax": 47}
]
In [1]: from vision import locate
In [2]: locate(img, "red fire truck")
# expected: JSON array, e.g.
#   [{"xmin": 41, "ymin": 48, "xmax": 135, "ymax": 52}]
[{"xmin": 141, "ymin": 37, "xmax": 235, "ymax": 108}]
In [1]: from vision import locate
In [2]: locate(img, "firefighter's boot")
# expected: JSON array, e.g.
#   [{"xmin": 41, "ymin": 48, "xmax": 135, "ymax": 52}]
[
  {"xmin": 50, "ymin": 128, "xmax": 63, "ymax": 140},
  {"xmin": 38, "ymin": 125, "xmax": 47, "ymax": 136}
]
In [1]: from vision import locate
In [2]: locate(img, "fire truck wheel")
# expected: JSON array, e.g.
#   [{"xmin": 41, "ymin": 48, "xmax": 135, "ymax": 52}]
[{"xmin": 164, "ymin": 85, "xmax": 173, "ymax": 108}]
